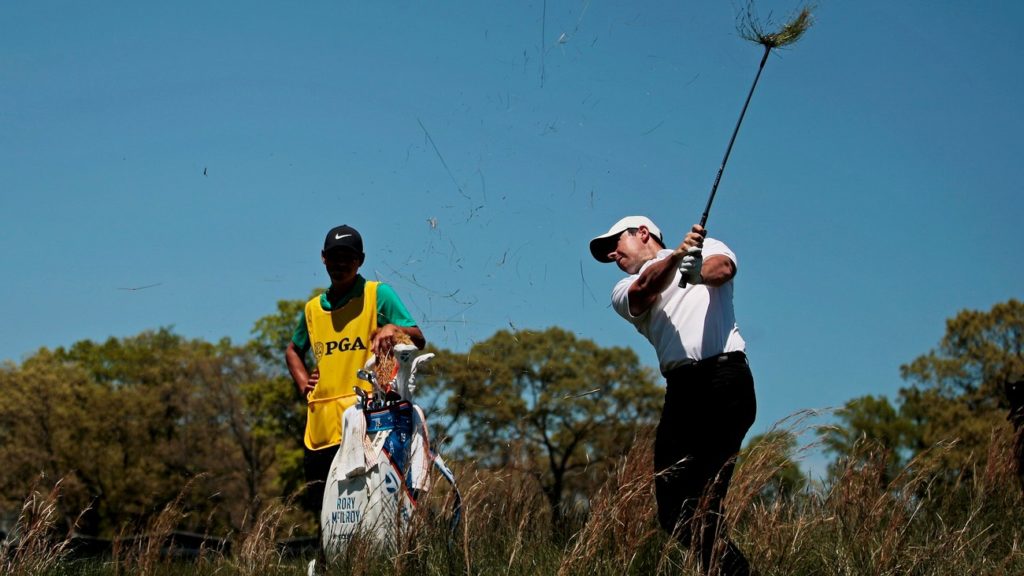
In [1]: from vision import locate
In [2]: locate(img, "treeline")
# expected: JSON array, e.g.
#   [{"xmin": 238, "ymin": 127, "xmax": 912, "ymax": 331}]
[
  {"xmin": 0, "ymin": 328, "xmax": 300, "ymax": 537},
  {"xmin": 0, "ymin": 293, "xmax": 664, "ymax": 538},
  {"xmin": 818, "ymin": 298, "xmax": 1023, "ymax": 487},
  {"xmin": 0, "ymin": 297, "xmax": 1021, "ymax": 542}
]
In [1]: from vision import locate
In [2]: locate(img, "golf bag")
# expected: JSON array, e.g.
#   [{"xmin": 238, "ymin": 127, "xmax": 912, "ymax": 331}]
[{"xmin": 320, "ymin": 345, "xmax": 461, "ymax": 558}]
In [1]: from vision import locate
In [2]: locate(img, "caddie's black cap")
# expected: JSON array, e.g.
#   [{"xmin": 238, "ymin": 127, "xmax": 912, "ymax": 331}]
[{"xmin": 323, "ymin": 224, "xmax": 364, "ymax": 254}]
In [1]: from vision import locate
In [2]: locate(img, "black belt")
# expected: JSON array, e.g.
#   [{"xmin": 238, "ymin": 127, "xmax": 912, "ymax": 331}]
[{"xmin": 663, "ymin": 350, "xmax": 746, "ymax": 377}]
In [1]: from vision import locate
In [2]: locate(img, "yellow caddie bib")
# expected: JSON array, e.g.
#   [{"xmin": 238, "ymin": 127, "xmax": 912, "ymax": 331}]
[{"xmin": 303, "ymin": 280, "xmax": 378, "ymax": 450}]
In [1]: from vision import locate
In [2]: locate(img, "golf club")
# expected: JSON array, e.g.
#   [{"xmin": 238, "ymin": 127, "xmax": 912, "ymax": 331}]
[
  {"xmin": 356, "ymin": 369, "xmax": 380, "ymax": 409},
  {"xmin": 680, "ymin": 4, "xmax": 813, "ymax": 288}
]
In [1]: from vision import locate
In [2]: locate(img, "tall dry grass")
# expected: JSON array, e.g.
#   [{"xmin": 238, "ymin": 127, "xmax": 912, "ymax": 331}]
[
  {"xmin": 732, "ymin": 426, "xmax": 1024, "ymax": 576},
  {"xmin": 558, "ymin": 428, "xmax": 663, "ymax": 575},
  {"xmin": 111, "ymin": 475, "xmax": 212, "ymax": 576},
  {"xmin": 0, "ymin": 476, "xmax": 80, "ymax": 576},
  {"xmin": 232, "ymin": 496, "xmax": 303, "ymax": 576},
  {"xmin": 5, "ymin": 419, "xmax": 1024, "ymax": 575}
]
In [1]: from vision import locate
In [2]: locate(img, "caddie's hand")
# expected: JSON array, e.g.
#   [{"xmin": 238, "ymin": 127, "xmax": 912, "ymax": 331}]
[
  {"xmin": 371, "ymin": 324, "xmax": 401, "ymax": 358},
  {"xmin": 302, "ymin": 367, "xmax": 319, "ymax": 401}
]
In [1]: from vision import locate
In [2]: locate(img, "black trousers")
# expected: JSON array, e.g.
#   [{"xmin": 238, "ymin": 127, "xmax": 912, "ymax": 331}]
[
  {"xmin": 655, "ymin": 351, "xmax": 756, "ymax": 576},
  {"xmin": 304, "ymin": 444, "xmax": 340, "ymax": 516}
]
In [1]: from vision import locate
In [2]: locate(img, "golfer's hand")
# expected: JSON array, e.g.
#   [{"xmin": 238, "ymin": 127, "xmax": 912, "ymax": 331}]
[
  {"xmin": 675, "ymin": 225, "xmax": 706, "ymax": 287},
  {"xmin": 678, "ymin": 247, "xmax": 703, "ymax": 285},
  {"xmin": 686, "ymin": 224, "xmax": 706, "ymax": 249},
  {"xmin": 672, "ymin": 224, "xmax": 705, "ymax": 252}
]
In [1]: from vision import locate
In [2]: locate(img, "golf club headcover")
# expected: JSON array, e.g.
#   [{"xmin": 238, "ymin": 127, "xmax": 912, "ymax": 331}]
[
  {"xmin": 408, "ymin": 353, "xmax": 434, "ymax": 396},
  {"xmin": 677, "ymin": 246, "xmax": 703, "ymax": 287},
  {"xmin": 393, "ymin": 344, "xmax": 433, "ymax": 401}
]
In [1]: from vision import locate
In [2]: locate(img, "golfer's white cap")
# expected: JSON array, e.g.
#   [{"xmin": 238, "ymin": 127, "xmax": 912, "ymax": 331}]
[{"xmin": 589, "ymin": 216, "xmax": 665, "ymax": 263}]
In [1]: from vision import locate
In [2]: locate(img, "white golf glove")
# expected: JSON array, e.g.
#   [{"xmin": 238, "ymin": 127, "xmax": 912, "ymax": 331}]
[{"xmin": 678, "ymin": 246, "xmax": 703, "ymax": 286}]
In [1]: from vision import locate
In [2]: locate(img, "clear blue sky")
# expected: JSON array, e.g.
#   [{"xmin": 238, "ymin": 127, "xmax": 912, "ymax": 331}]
[{"xmin": 3, "ymin": 1, "xmax": 1022, "ymax": 473}]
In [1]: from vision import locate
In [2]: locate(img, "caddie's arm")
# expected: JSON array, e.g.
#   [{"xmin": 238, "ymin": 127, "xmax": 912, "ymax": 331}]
[
  {"xmin": 285, "ymin": 342, "xmax": 317, "ymax": 400},
  {"xmin": 627, "ymin": 225, "xmax": 705, "ymax": 316}
]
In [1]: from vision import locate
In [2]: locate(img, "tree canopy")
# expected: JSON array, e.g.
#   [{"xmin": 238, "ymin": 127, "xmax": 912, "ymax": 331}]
[
  {"xmin": 820, "ymin": 299, "xmax": 1023, "ymax": 480},
  {"xmin": 420, "ymin": 326, "xmax": 663, "ymax": 521},
  {"xmin": 5, "ymin": 297, "xmax": 1020, "ymax": 538},
  {"xmin": 0, "ymin": 305, "xmax": 665, "ymax": 535},
  {"xmin": 0, "ymin": 329, "xmax": 296, "ymax": 536}
]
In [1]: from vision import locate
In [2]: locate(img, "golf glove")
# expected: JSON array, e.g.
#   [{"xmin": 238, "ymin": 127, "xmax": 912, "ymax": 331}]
[{"xmin": 678, "ymin": 246, "xmax": 703, "ymax": 286}]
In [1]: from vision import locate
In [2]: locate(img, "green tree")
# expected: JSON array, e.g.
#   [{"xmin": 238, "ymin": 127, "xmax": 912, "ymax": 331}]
[
  {"xmin": 245, "ymin": 292, "xmax": 323, "ymax": 508},
  {"xmin": 739, "ymin": 430, "xmax": 806, "ymax": 502},
  {"xmin": 421, "ymin": 327, "xmax": 662, "ymax": 524},
  {"xmin": 249, "ymin": 293, "xmax": 320, "ymax": 377},
  {"xmin": 0, "ymin": 329, "xmax": 297, "ymax": 536},
  {"xmin": 0, "ymin": 353, "xmax": 98, "ymax": 531},
  {"xmin": 898, "ymin": 299, "xmax": 1023, "ymax": 475},
  {"xmin": 820, "ymin": 299, "xmax": 1023, "ymax": 481},
  {"xmin": 50, "ymin": 330, "xmax": 246, "ymax": 533},
  {"xmin": 188, "ymin": 339, "xmax": 293, "ymax": 529},
  {"xmin": 819, "ymin": 395, "xmax": 916, "ymax": 484}
]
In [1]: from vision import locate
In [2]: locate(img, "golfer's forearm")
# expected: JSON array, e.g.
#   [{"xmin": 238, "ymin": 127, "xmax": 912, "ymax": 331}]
[
  {"xmin": 644, "ymin": 256, "xmax": 683, "ymax": 293},
  {"xmin": 700, "ymin": 256, "xmax": 736, "ymax": 287},
  {"xmin": 629, "ymin": 257, "xmax": 680, "ymax": 315}
]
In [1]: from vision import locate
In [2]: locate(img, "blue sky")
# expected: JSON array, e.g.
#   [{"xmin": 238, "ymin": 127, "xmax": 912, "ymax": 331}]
[{"xmin": 3, "ymin": 1, "xmax": 1022, "ymax": 474}]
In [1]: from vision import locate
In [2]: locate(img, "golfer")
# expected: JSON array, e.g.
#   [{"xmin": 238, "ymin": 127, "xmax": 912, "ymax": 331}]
[
  {"xmin": 590, "ymin": 216, "xmax": 754, "ymax": 576},
  {"xmin": 285, "ymin": 224, "xmax": 425, "ymax": 519}
]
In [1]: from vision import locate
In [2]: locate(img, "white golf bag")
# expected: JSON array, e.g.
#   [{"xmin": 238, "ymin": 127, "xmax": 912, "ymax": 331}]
[{"xmin": 319, "ymin": 344, "xmax": 460, "ymax": 559}]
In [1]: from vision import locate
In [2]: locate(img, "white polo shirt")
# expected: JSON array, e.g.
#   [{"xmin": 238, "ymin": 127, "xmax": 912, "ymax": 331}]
[{"xmin": 611, "ymin": 238, "xmax": 746, "ymax": 374}]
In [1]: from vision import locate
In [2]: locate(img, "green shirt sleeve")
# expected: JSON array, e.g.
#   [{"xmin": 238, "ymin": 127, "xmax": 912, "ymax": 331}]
[
  {"xmin": 291, "ymin": 308, "xmax": 310, "ymax": 355},
  {"xmin": 376, "ymin": 283, "xmax": 418, "ymax": 327}
]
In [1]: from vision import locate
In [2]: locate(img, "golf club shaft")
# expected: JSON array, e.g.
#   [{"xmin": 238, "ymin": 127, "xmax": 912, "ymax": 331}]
[
  {"xmin": 682, "ymin": 44, "xmax": 772, "ymax": 289},
  {"xmin": 700, "ymin": 43, "xmax": 772, "ymax": 228}
]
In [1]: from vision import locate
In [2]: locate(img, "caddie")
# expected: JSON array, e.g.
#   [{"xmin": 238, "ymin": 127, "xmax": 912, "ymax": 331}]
[{"xmin": 285, "ymin": 224, "xmax": 425, "ymax": 519}]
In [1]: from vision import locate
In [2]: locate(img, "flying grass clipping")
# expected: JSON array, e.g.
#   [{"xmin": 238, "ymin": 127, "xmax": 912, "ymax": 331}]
[{"xmin": 737, "ymin": 2, "xmax": 814, "ymax": 49}]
